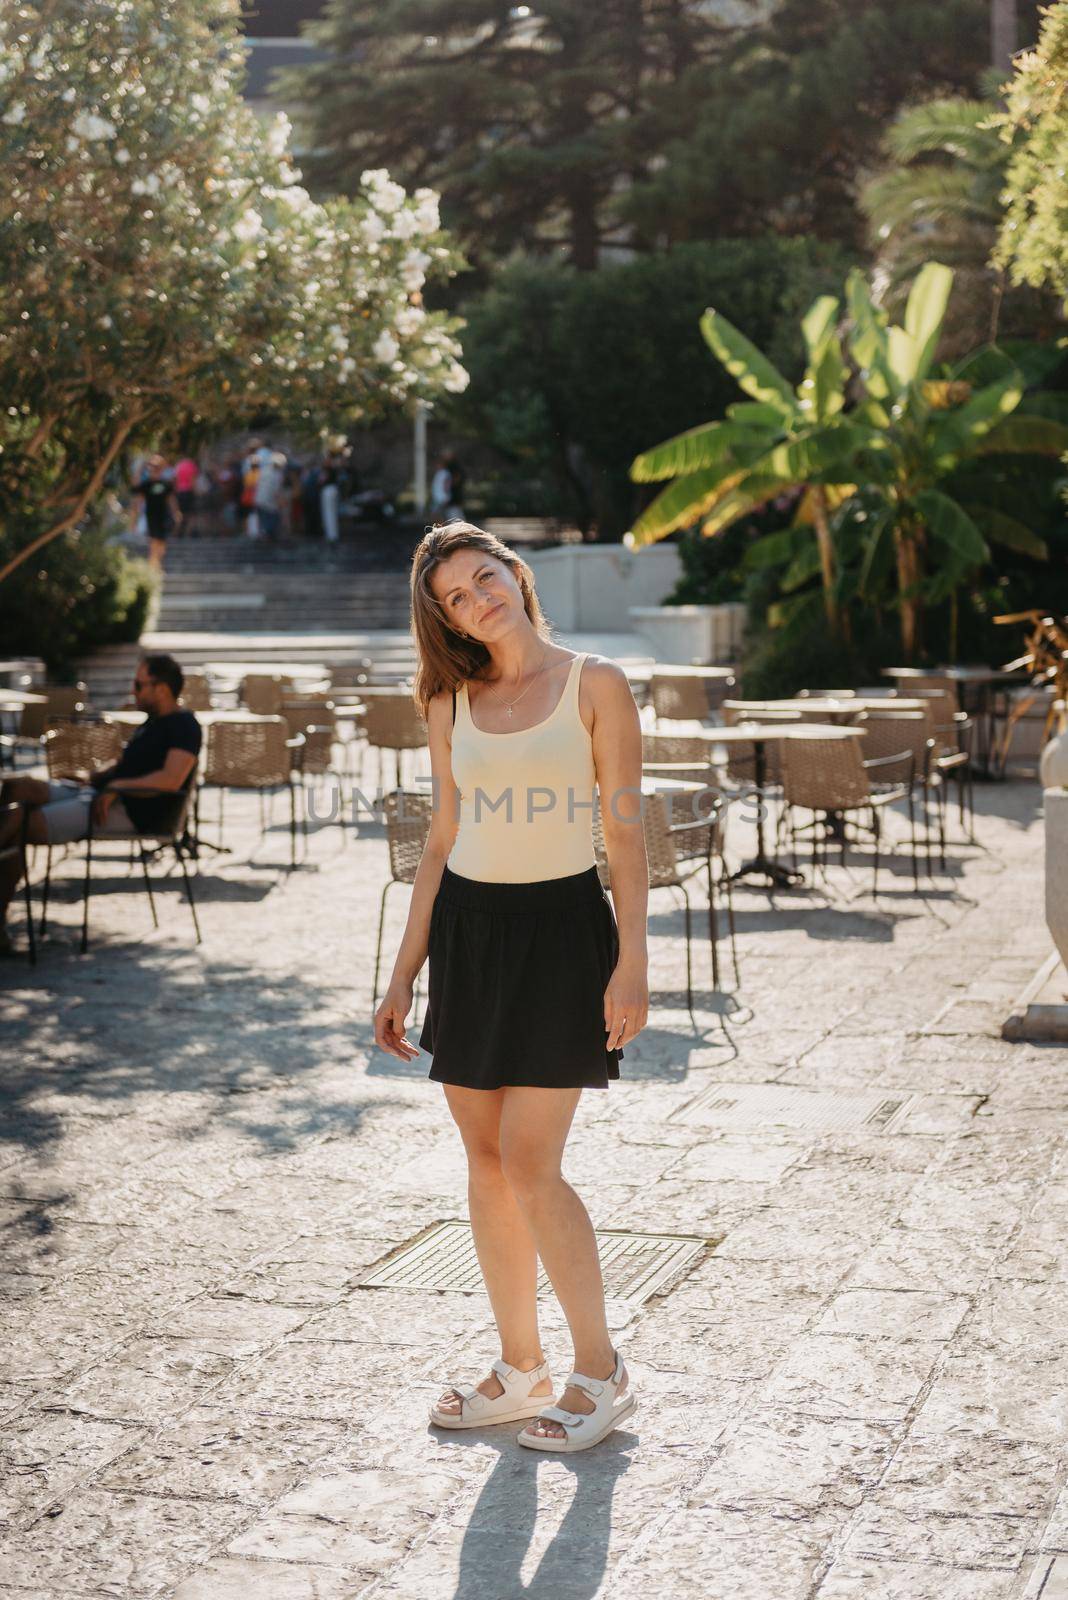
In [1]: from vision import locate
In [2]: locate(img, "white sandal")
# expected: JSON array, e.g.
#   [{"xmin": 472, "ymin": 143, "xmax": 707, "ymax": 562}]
[
  {"xmin": 517, "ymin": 1349, "xmax": 635, "ymax": 1452},
  {"xmin": 429, "ymin": 1357, "xmax": 553, "ymax": 1429}
]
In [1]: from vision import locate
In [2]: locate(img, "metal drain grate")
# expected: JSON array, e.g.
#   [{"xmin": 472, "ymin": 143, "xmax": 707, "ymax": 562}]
[
  {"xmin": 358, "ymin": 1221, "xmax": 707, "ymax": 1304},
  {"xmin": 673, "ymin": 1082, "xmax": 917, "ymax": 1134}
]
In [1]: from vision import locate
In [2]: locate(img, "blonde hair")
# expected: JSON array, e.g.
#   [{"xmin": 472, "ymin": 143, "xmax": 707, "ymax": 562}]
[{"xmin": 410, "ymin": 522, "xmax": 553, "ymax": 720}]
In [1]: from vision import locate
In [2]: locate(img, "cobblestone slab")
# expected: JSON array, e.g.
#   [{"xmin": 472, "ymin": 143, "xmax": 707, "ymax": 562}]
[{"xmin": 0, "ymin": 775, "xmax": 1063, "ymax": 1597}]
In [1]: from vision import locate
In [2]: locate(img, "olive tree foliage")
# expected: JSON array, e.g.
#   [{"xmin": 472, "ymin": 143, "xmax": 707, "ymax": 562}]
[
  {"xmin": 0, "ymin": 0, "xmax": 467, "ymax": 584},
  {"xmin": 993, "ymin": 0, "xmax": 1068, "ymax": 302}
]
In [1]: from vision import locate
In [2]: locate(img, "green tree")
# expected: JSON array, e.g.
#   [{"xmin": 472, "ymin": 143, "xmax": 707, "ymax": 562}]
[
  {"xmin": 993, "ymin": 0, "xmax": 1068, "ymax": 301},
  {"xmin": 0, "ymin": 0, "xmax": 467, "ymax": 586},
  {"xmin": 860, "ymin": 94, "xmax": 1060, "ymax": 355},
  {"xmin": 282, "ymin": 0, "xmax": 745, "ymax": 268},
  {"xmin": 450, "ymin": 237, "xmax": 849, "ymax": 537},
  {"xmin": 622, "ymin": 0, "xmax": 1021, "ymax": 252}
]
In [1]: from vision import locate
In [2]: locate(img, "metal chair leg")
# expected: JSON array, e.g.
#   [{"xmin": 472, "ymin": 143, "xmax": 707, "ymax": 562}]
[
  {"xmin": 724, "ymin": 869, "xmax": 739, "ymax": 987},
  {"xmin": 139, "ymin": 846, "xmax": 159, "ymax": 928},
  {"xmin": 681, "ymin": 885, "xmax": 694, "ymax": 1023},
  {"xmin": 706, "ymin": 854, "xmax": 721, "ymax": 991},
  {"xmin": 907, "ymin": 786, "xmax": 919, "ymax": 891},
  {"xmin": 20, "ymin": 810, "xmax": 35, "ymax": 966},
  {"xmin": 80, "ymin": 830, "xmax": 93, "ymax": 953},
  {"xmin": 40, "ymin": 844, "xmax": 52, "ymax": 934},
  {"xmin": 176, "ymin": 844, "xmax": 202, "ymax": 945},
  {"xmin": 872, "ymin": 807, "xmax": 881, "ymax": 898}
]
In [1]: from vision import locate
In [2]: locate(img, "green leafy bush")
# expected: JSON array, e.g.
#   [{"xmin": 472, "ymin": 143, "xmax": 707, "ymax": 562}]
[{"xmin": 0, "ymin": 518, "xmax": 156, "ymax": 677}]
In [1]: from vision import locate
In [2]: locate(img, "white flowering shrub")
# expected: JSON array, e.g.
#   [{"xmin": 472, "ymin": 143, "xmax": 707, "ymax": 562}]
[{"xmin": 0, "ymin": 0, "xmax": 467, "ymax": 581}]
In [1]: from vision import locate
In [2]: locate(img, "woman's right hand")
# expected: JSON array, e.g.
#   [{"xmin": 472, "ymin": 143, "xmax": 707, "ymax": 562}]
[{"xmin": 374, "ymin": 980, "xmax": 420, "ymax": 1062}]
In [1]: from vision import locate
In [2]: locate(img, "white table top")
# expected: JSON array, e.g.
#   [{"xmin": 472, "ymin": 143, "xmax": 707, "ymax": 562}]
[
  {"xmin": 625, "ymin": 664, "xmax": 736, "ymax": 683},
  {"xmin": 102, "ymin": 709, "xmax": 280, "ymax": 728},
  {"xmin": 711, "ymin": 722, "xmax": 866, "ymax": 743},
  {"xmin": 0, "ymin": 690, "xmax": 47, "ymax": 708},
  {"xmin": 882, "ymin": 665, "xmax": 1026, "ymax": 684}
]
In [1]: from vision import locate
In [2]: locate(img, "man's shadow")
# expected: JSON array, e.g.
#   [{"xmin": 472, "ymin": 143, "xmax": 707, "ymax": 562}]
[{"xmin": 438, "ymin": 1430, "xmax": 636, "ymax": 1598}]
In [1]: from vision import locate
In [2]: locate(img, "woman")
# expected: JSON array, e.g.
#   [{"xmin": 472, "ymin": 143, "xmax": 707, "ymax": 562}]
[{"xmin": 374, "ymin": 522, "xmax": 649, "ymax": 1452}]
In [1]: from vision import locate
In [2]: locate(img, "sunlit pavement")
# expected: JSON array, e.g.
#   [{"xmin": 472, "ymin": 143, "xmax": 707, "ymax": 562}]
[{"xmin": 1, "ymin": 769, "xmax": 1065, "ymax": 1598}]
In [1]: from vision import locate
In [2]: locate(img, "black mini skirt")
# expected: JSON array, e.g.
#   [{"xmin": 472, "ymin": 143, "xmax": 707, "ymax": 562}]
[{"xmin": 419, "ymin": 864, "xmax": 623, "ymax": 1091}]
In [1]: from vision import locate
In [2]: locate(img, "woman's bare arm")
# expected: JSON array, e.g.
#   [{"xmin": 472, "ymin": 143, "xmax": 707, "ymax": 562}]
[{"xmin": 588, "ymin": 659, "xmax": 649, "ymax": 1050}]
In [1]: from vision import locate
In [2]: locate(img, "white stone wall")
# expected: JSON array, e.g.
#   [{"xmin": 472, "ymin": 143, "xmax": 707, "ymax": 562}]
[{"xmin": 525, "ymin": 544, "xmax": 682, "ymax": 632}]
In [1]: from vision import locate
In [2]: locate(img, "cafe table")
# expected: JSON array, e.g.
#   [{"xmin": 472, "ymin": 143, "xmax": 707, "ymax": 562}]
[
  {"xmin": 0, "ymin": 690, "xmax": 48, "ymax": 767},
  {"xmin": 880, "ymin": 665, "xmax": 1027, "ymax": 776},
  {"xmin": 708, "ymin": 723, "xmax": 866, "ymax": 889}
]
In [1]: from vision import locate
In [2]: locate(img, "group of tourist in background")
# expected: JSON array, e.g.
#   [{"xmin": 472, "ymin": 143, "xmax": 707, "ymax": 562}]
[
  {"xmin": 128, "ymin": 443, "xmax": 468, "ymax": 567},
  {"xmin": 127, "ymin": 440, "xmax": 352, "ymax": 565}
]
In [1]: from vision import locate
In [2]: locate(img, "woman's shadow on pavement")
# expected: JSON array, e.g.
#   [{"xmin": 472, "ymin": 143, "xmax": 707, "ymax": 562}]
[{"xmin": 439, "ymin": 1431, "xmax": 637, "ymax": 1599}]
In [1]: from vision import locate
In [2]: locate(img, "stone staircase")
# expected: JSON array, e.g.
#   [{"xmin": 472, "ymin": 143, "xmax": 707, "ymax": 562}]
[
  {"xmin": 152, "ymin": 537, "xmax": 414, "ymax": 633},
  {"xmin": 78, "ymin": 539, "xmax": 418, "ymax": 705}
]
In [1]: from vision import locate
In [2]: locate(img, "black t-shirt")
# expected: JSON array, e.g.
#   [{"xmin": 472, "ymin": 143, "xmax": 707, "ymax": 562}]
[
  {"xmin": 94, "ymin": 710, "xmax": 201, "ymax": 832},
  {"xmin": 136, "ymin": 477, "xmax": 172, "ymax": 537}
]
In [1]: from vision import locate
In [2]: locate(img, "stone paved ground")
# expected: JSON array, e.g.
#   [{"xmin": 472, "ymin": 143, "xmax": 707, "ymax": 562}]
[{"xmin": 1, "ymin": 765, "xmax": 1066, "ymax": 1599}]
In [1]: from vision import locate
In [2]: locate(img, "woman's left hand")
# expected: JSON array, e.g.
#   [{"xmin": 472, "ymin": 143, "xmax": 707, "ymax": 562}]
[{"xmin": 604, "ymin": 957, "xmax": 649, "ymax": 1051}]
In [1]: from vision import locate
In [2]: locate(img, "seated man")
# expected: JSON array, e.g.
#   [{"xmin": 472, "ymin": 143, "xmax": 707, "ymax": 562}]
[{"xmin": 0, "ymin": 654, "xmax": 201, "ymax": 955}]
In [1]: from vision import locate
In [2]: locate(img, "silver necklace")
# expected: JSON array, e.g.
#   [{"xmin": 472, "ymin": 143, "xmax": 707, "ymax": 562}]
[{"xmin": 481, "ymin": 648, "xmax": 552, "ymax": 718}]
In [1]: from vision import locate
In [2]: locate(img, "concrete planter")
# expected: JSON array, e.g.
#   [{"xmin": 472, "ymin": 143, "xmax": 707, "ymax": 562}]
[
  {"xmin": 1047, "ymin": 787, "xmax": 1068, "ymax": 974},
  {"xmin": 524, "ymin": 544, "xmax": 681, "ymax": 632},
  {"xmin": 1003, "ymin": 787, "xmax": 1068, "ymax": 1040},
  {"xmin": 627, "ymin": 603, "xmax": 746, "ymax": 665}
]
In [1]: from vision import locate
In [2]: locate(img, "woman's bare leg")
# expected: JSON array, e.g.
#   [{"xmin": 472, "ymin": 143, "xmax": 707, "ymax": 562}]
[
  {"xmin": 499, "ymin": 1087, "xmax": 628, "ymax": 1441},
  {"xmin": 434, "ymin": 1084, "xmax": 552, "ymax": 1415}
]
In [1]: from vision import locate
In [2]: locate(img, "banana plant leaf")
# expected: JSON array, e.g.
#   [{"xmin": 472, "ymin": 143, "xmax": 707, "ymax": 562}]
[
  {"xmin": 965, "ymin": 506, "xmax": 1049, "ymax": 559},
  {"xmin": 977, "ymin": 415, "xmax": 1068, "ymax": 454},
  {"xmin": 700, "ymin": 308, "xmax": 798, "ymax": 418},
  {"xmin": 931, "ymin": 371, "xmax": 1025, "ymax": 458},
  {"xmin": 900, "ymin": 261, "xmax": 953, "ymax": 384},
  {"xmin": 781, "ymin": 542, "xmax": 824, "ymax": 593},
  {"xmin": 630, "ymin": 465, "xmax": 747, "ymax": 543},
  {"xmin": 701, "ymin": 471, "xmax": 792, "ymax": 539},
  {"xmin": 914, "ymin": 488, "xmax": 989, "ymax": 567},
  {"xmin": 630, "ymin": 419, "xmax": 766, "ymax": 484},
  {"xmin": 767, "ymin": 588, "xmax": 823, "ymax": 635},
  {"xmin": 846, "ymin": 269, "xmax": 895, "ymax": 401},
  {"xmin": 743, "ymin": 525, "xmax": 809, "ymax": 571}
]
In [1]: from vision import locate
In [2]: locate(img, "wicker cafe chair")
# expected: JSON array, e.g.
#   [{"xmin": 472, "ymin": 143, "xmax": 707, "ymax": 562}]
[
  {"xmin": 593, "ymin": 788, "xmax": 736, "ymax": 1020},
  {"xmin": 649, "ymin": 670, "xmax": 734, "ymax": 726},
  {"xmin": 43, "ymin": 720, "xmax": 123, "ymax": 781},
  {"xmin": 641, "ymin": 731, "xmax": 716, "ymax": 783},
  {"xmin": 780, "ymin": 734, "xmax": 917, "ymax": 894},
  {"xmin": 373, "ymin": 789, "xmax": 434, "ymax": 1013},
  {"xmin": 362, "ymin": 694, "xmax": 429, "ymax": 790},
  {"xmin": 33, "ymin": 773, "xmax": 202, "ymax": 953},
  {"xmin": 199, "ymin": 717, "xmax": 306, "ymax": 866},
  {"xmin": 905, "ymin": 693, "xmax": 975, "ymax": 850},
  {"xmin": 8, "ymin": 684, "xmax": 89, "ymax": 767},
  {"xmin": 179, "ymin": 673, "xmax": 213, "ymax": 712},
  {"xmin": 0, "ymin": 802, "xmax": 35, "ymax": 964},
  {"xmin": 851, "ymin": 710, "xmax": 945, "ymax": 874},
  {"xmin": 240, "ymin": 674, "xmax": 293, "ymax": 716}
]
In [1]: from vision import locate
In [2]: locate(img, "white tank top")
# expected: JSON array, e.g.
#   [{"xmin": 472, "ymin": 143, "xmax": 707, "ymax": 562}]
[{"xmin": 447, "ymin": 652, "xmax": 597, "ymax": 883}]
